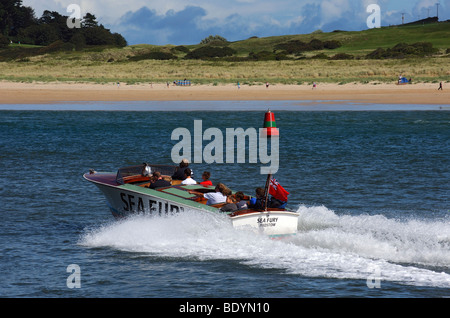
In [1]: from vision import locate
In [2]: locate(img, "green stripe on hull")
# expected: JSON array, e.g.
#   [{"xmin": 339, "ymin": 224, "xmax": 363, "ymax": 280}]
[{"xmin": 119, "ymin": 184, "xmax": 219, "ymax": 213}]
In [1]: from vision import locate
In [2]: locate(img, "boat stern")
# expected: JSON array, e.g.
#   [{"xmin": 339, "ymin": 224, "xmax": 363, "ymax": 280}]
[{"xmin": 229, "ymin": 210, "xmax": 299, "ymax": 237}]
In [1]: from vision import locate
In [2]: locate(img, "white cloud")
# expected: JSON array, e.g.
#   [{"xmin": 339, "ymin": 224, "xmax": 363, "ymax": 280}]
[
  {"xmin": 413, "ymin": 0, "xmax": 441, "ymax": 18},
  {"xmin": 20, "ymin": 0, "xmax": 450, "ymax": 45},
  {"xmin": 320, "ymin": 0, "xmax": 350, "ymax": 23}
]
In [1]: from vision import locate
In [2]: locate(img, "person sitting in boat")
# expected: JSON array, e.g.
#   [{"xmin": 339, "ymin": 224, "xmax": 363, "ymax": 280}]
[
  {"xmin": 205, "ymin": 183, "xmax": 230, "ymax": 205},
  {"xmin": 235, "ymin": 191, "xmax": 248, "ymax": 210},
  {"xmin": 142, "ymin": 162, "xmax": 152, "ymax": 177},
  {"xmin": 172, "ymin": 158, "xmax": 193, "ymax": 180},
  {"xmin": 181, "ymin": 168, "xmax": 197, "ymax": 185},
  {"xmin": 163, "ymin": 175, "xmax": 172, "ymax": 184},
  {"xmin": 149, "ymin": 171, "xmax": 171, "ymax": 189},
  {"xmin": 268, "ymin": 197, "xmax": 287, "ymax": 209},
  {"xmin": 189, "ymin": 183, "xmax": 228, "ymax": 205},
  {"xmin": 199, "ymin": 171, "xmax": 213, "ymax": 186},
  {"xmin": 219, "ymin": 195, "xmax": 238, "ymax": 212},
  {"xmin": 248, "ymin": 187, "xmax": 265, "ymax": 210}
]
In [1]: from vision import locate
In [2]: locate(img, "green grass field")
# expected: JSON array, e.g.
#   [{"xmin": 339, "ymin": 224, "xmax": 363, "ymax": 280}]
[{"xmin": 1, "ymin": 21, "xmax": 449, "ymax": 85}]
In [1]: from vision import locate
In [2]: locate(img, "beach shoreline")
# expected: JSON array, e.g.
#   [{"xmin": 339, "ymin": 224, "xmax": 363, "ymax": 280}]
[{"xmin": 0, "ymin": 81, "xmax": 448, "ymax": 105}]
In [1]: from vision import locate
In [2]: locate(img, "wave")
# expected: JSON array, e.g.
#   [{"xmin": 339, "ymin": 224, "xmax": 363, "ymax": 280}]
[
  {"xmin": 79, "ymin": 206, "xmax": 450, "ymax": 288},
  {"xmin": 296, "ymin": 205, "xmax": 450, "ymax": 267}
]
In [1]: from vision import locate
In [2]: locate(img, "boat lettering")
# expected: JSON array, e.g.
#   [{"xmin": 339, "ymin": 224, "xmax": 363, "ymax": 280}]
[
  {"xmin": 137, "ymin": 197, "xmax": 144, "ymax": 212},
  {"xmin": 120, "ymin": 192, "xmax": 184, "ymax": 215},
  {"xmin": 128, "ymin": 194, "xmax": 135, "ymax": 212},
  {"xmin": 257, "ymin": 217, "xmax": 278, "ymax": 227},
  {"xmin": 149, "ymin": 200, "xmax": 157, "ymax": 213},
  {"xmin": 120, "ymin": 192, "xmax": 129, "ymax": 211}
]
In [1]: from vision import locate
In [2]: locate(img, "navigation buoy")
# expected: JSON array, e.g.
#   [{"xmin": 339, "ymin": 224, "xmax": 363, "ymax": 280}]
[{"xmin": 262, "ymin": 110, "xmax": 279, "ymax": 137}]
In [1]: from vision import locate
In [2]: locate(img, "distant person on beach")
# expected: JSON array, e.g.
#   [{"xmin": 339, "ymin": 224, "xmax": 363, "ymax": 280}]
[
  {"xmin": 438, "ymin": 82, "xmax": 443, "ymax": 90},
  {"xmin": 312, "ymin": 82, "xmax": 317, "ymax": 89},
  {"xmin": 237, "ymin": 82, "xmax": 240, "ymax": 89},
  {"xmin": 266, "ymin": 82, "xmax": 269, "ymax": 88}
]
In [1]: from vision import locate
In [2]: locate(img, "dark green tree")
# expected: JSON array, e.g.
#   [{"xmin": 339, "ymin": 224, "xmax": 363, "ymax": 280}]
[
  {"xmin": 0, "ymin": 0, "xmax": 36, "ymax": 37},
  {"xmin": 82, "ymin": 13, "xmax": 98, "ymax": 28},
  {"xmin": 1, "ymin": 1, "xmax": 127, "ymax": 48},
  {"xmin": 0, "ymin": 33, "xmax": 10, "ymax": 47},
  {"xmin": 18, "ymin": 24, "xmax": 59, "ymax": 45}
]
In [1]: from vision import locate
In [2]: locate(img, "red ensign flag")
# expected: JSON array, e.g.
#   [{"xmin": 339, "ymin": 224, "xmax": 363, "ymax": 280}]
[{"xmin": 269, "ymin": 178, "xmax": 289, "ymax": 202}]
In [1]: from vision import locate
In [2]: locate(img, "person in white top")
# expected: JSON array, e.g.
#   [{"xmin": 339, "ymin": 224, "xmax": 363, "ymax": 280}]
[
  {"xmin": 188, "ymin": 182, "xmax": 229, "ymax": 205},
  {"xmin": 181, "ymin": 168, "xmax": 197, "ymax": 185},
  {"xmin": 203, "ymin": 183, "xmax": 228, "ymax": 205},
  {"xmin": 204, "ymin": 191, "xmax": 226, "ymax": 205}
]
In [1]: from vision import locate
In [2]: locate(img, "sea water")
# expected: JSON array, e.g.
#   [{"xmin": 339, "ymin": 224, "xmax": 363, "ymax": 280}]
[{"xmin": 0, "ymin": 101, "xmax": 449, "ymax": 299}]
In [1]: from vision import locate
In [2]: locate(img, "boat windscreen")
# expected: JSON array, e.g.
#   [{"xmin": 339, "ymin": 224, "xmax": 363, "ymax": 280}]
[{"xmin": 116, "ymin": 164, "xmax": 177, "ymax": 184}]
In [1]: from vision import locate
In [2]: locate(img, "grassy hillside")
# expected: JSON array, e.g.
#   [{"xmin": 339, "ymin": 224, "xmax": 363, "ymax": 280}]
[
  {"xmin": 226, "ymin": 22, "xmax": 450, "ymax": 57},
  {"xmin": 0, "ymin": 21, "xmax": 449, "ymax": 85}
]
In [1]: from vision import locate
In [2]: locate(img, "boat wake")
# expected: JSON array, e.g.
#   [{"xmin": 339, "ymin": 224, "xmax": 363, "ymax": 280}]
[{"xmin": 80, "ymin": 206, "xmax": 450, "ymax": 289}]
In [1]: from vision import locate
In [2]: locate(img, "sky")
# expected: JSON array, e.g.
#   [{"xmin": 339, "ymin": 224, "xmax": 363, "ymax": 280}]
[{"xmin": 22, "ymin": 0, "xmax": 449, "ymax": 45}]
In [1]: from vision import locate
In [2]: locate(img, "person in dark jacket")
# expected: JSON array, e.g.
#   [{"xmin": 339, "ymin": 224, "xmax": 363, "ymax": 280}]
[
  {"xmin": 172, "ymin": 158, "xmax": 193, "ymax": 180},
  {"xmin": 149, "ymin": 171, "xmax": 171, "ymax": 189},
  {"xmin": 219, "ymin": 195, "xmax": 238, "ymax": 212},
  {"xmin": 248, "ymin": 187, "xmax": 265, "ymax": 209}
]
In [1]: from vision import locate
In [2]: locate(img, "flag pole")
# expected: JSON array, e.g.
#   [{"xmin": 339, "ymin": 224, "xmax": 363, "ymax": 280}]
[{"xmin": 264, "ymin": 173, "xmax": 272, "ymax": 211}]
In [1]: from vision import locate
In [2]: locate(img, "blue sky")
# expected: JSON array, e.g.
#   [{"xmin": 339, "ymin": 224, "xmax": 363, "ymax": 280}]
[{"xmin": 23, "ymin": 0, "xmax": 449, "ymax": 45}]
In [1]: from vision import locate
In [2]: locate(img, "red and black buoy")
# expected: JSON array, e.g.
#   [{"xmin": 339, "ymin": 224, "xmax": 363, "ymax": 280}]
[{"xmin": 262, "ymin": 109, "xmax": 279, "ymax": 137}]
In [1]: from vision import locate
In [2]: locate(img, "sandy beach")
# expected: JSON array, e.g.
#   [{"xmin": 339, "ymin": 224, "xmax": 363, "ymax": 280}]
[{"xmin": 0, "ymin": 81, "xmax": 448, "ymax": 105}]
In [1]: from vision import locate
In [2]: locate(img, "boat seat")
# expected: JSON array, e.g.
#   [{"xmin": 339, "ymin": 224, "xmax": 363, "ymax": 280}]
[{"xmin": 122, "ymin": 175, "xmax": 151, "ymax": 184}]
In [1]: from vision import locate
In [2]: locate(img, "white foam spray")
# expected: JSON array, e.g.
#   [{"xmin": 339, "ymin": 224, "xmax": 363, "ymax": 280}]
[{"xmin": 80, "ymin": 206, "xmax": 450, "ymax": 288}]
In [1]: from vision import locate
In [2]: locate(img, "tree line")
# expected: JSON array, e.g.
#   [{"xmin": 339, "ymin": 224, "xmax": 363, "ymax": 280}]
[{"xmin": 0, "ymin": 0, "xmax": 126, "ymax": 49}]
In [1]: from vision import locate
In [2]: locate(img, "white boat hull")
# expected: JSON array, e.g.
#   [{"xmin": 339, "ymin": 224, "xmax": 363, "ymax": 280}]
[
  {"xmin": 84, "ymin": 171, "xmax": 299, "ymax": 237},
  {"xmin": 230, "ymin": 211, "xmax": 299, "ymax": 237},
  {"xmin": 88, "ymin": 178, "xmax": 217, "ymax": 217}
]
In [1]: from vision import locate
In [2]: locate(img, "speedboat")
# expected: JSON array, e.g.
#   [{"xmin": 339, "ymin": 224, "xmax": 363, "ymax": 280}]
[{"xmin": 83, "ymin": 163, "xmax": 299, "ymax": 237}]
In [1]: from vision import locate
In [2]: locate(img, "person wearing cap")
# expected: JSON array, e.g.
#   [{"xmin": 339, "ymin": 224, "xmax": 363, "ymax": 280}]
[{"xmin": 172, "ymin": 158, "xmax": 193, "ymax": 180}]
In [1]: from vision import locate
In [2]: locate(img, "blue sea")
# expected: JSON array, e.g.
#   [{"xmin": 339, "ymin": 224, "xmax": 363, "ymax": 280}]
[{"xmin": 1, "ymin": 101, "xmax": 449, "ymax": 302}]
